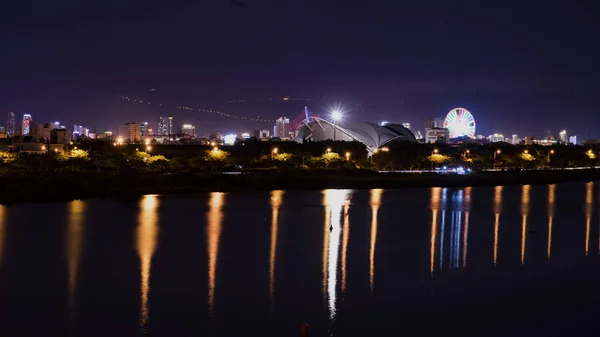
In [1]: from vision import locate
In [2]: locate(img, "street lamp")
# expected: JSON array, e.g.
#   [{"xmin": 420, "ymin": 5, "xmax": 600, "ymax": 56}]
[
  {"xmin": 548, "ymin": 149, "xmax": 554, "ymax": 167},
  {"xmin": 146, "ymin": 145, "xmax": 152, "ymax": 152},
  {"xmin": 381, "ymin": 147, "xmax": 389, "ymax": 152},
  {"xmin": 431, "ymin": 149, "xmax": 439, "ymax": 170},
  {"xmin": 326, "ymin": 147, "xmax": 332, "ymax": 153},
  {"xmin": 271, "ymin": 147, "xmax": 278, "ymax": 160},
  {"xmin": 345, "ymin": 152, "xmax": 351, "ymax": 161},
  {"xmin": 494, "ymin": 149, "xmax": 501, "ymax": 169},
  {"xmin": 371, "ymin": 148, "xmax": 378, "ymax": 164}
]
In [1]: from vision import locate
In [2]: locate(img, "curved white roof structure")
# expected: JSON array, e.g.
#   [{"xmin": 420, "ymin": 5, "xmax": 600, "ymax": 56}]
[{"xmin": 295, "ymin": 117, "xmax": 416, "ymax": 153}]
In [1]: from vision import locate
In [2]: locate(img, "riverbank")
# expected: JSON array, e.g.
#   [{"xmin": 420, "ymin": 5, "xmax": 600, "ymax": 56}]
[{"xmin": 2, "ymin": 168, "xmax": 600, "ymax": 204}]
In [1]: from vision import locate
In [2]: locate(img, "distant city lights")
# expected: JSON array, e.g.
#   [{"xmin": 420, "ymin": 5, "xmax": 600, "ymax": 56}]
[{"xmin": 223, "ymin": 134, "xmax": 236, "ymax": 145}]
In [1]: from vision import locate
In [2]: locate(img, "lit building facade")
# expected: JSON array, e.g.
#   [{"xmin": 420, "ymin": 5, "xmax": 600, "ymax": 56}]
[
  {"xmin": 425, "ymin": 128, "xmax": 449, "ymax": 144},
  {"xmin": 120, "ymin": 122, "xmax": 141, "ymax": 142},
  {"xmin": 401, "ymin": 122, "xmax": 411, "ymax": 130},
  {"xmin": 559, "ymin": 130, "xmax": 568, "ymax": 144},
  {"xmin": 6, "ymin": 112, "xmax": 15, "ymax": 135},
  {"xmin": 22, "ymin": 114, "xmax": 32, "ymax": 136},
  {"xmin": 274, "ymin": 117, "xmax": 290, "ymax": 139},
  {"xmin": 181, "ymin": 124, "xmax": 196, "ymax": 137},
  {"xmin": 140, "ymin": 122, "xmax": 149, "ymax": 137},
  {"xmin": 254, "ymin": 129, "xmax": 270, "ymax": 139},
  {"xmin": 32, "ymin": 124, "xmax": 52, "ymax": 141},
  {"xmin": 569, "ymin": 135, "xmax": 577, "ymax": 145},
  {"xmin": 488, "ymin": 133, "xmax": 504, "ymax": 143},
  {"xmin": 157, "ymin": 116, "xmax": 173, "ymax": 136},
  {"xmin": 51, "ymin": 129, "xmax": 71, "ymax": 144}
]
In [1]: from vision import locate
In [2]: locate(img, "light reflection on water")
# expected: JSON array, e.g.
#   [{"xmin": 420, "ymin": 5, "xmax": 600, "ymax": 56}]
[
  {"xmin": 369, "ymin": 189, "xmax": 382, "ymax": 291},
  {"xmin": 322, "ymin": 189, "xmax": 351, "ymax": 322},
  {"xmin": 137, "ymin": 194, "xmax": 159, "ymax": 327},
  {"xmin": 207, "ymin": 192, "xmax": 224, "ymax": 317},
  {"xmin": 269, "ymin": 190, "xmax": 283, "ymax": 309},
  {"xmin": 0, "ymin": 205, "xmax": 5, "ymax": 267},
  {"xmin": 548, "ymin": 184, "xmax": 555, "ymax": 260},
  {"xmin": 66, "ymin": 200, "xmax": 85, "ymax": 322},
  {"xmin": 493, "ymin": 186, "xmax": 503, "ymax": 267},
  {"xmin": 1, "ymin": 183, "xmax": 600, "ymax": 336},
  {"xmin": 585, "ymin": 182, "xmax": 593, "ymax": 255},
  {"xmin": 521, "ymin": 185, "xmax": 531, "ymax": 264}
]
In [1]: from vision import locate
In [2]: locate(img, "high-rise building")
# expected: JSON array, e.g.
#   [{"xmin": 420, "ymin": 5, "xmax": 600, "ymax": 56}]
[
  {"xmin": 168, "ymin": 115, "xmax": 173, "ymax": 135},
  {"xmin": 6, "ymin": 112, "xmax": 15, "ymax": 135},
  {"xmin": 425, "ymin": 128, "xmax": 449, "ymax": 144},
  {"xmin": 72, "ymin": 125, "xmax": 89, "ymax": 138},
  {"xmin": 32, "ymin": 124, "xmax": 52, "ymax": 141},
  {"xmin": 51, "ymin": 128, "xmax": 71, "ymax": 144},
  {"xmin": 140, "ymin": 122, "xmax": 149, "ymax": 137},
  {"xmin": 254, "ymin": 129, "xmax": 270, "ymax": 139},
  {"xmin": 512, "ymin": 134, "xmax": 520, "ymax": 145},
  {"xmin": 119, "ymin": 122, "xmax": 141, "ymax": 142},
  {"xmin": 157, "ymin": 117, "xmax": 169, "ymax": 136},
  {"xmin": 544, "ymin": 129, "xmax": 555, "ymax": 140},
  {"xmin": 433, "ymin": 117, "xmax": 444, "ymax": 128},
  {"xmin": 181, "ymin": 124, "xmax": 196, "ymax": 137},
  {"xmin": 424, "ymin": 118, "xmax": 434, "ymax": 130},
  {"xmin": 274, "ymin": 117, "xmax": 290, "ymax": 139},
  {"xmin": 569, "ymin": 135, "xmax": 577, "ymax": 145},
  {"xmin": 22, "ymin": 114, "xmax": 32, "ymax": 136},
  {"xmin": 559, "ymin": 130, "xmax": 568, "ymax": 144},
  {"xmin": 401, "ymin": 122, "xmax": 411, "ymax": 130},
  {"xmin": 488, "ymin": 133, "xmax": 504, "ymax": 143}
]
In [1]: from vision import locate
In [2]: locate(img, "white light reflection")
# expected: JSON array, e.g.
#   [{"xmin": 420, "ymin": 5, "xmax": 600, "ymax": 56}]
[
  {"xmin": 137, "ymin": 195, "xmax": 159, "ymax": 327},
  {"xmin": 322, "ymin": 189, "xmax": 351, "ymax": 322},
  {"xmin": 462, "ymin": 187, "xmax": 471, "ymax": 268},
  {"xmin": 341, "ymin": 201, "xmax": 350, "ymax": 292},
  {"xmin": 440, "ymin": 188, "xmax": 448, "ymax": 270}
]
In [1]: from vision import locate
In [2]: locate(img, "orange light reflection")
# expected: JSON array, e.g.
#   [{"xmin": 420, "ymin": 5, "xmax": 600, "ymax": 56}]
[
  {"xmin": 207, "ymin": 192, "xmax": 224, "ymax": 317},
  {"xmin": 137, "ymin": 195, "xmax": 159, "ymax": 327},
  {"xmin": 369, "ymin": 189, "xmax": 382, "ymax": 292},
  {"xmin": 269, "ymin": 190, "xmax": 283, "ymax": 308}
]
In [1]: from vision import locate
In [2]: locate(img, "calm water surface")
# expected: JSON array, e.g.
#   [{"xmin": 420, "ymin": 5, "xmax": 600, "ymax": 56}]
[{"xmin": 1, "ymin": 182, "xmax": 600, "ymax": 336}]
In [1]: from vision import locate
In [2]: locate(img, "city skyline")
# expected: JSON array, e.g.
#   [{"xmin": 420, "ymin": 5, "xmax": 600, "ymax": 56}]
[{"xmin": 2, "ymin": 1, "xmax": 599, "ymax": 138}]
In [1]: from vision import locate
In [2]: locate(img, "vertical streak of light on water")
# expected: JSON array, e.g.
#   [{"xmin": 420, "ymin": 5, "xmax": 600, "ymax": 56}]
[{"xmin": 137, "ymin": 195, "xmax": 159, "ymax": 327}]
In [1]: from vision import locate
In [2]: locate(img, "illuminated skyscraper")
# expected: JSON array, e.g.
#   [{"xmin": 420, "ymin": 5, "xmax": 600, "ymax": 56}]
[
  {"xmin": 22, "ymin": 114, "xmax": 32, "ymax": 136},
  {"xmin": 273, "ymin": 117, "xmax": 290, "ymax": 139},
  {"xmin": 181, "ymin": 124, "xmax": 196, "ymax": 137},
  {"xmin": 6, "ymin": 112, "xmax": 15, "ymax": 135},
  {"xmin": 119, "ymin": 122, "xmax": 141, "ymax": 142},
  {"xmin": 157, "ymin": 116, "xmax": 172, "ymax": 136},
  {"xmin": 559, "ymin": 130, "xmax": 568, "ymax": 144},
  {"xmin": 140, "ymin": 122, "xmax": 149, "ymax": 137}
]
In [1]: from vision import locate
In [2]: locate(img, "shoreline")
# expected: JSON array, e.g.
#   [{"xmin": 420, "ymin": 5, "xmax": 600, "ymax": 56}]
[{"xmin": 1, "ymin": 168, "xmax": 599, "ymax": 205}]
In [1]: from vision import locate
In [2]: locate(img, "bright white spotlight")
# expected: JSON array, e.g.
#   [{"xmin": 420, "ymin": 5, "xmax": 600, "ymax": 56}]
[{"xmin": 331, "ymin": 109, "xmax": 343, "ymax": 122}]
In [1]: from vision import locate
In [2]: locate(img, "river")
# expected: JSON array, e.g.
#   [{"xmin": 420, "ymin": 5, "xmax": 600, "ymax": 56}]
[{"xmin": 0, "ymin": 182, "xmax": 599, "ymax": 336}]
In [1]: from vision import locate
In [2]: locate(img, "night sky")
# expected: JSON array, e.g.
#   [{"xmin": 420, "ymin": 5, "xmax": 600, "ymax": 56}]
[{"xmin": 1, "ymin": 0, "xmax": 599, "ymax": 137}]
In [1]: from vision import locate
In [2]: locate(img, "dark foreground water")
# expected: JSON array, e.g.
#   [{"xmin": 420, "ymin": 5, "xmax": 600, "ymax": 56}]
[{"xmin": 1, "ymin": 182, "xmax": 600, "ymax": 336}]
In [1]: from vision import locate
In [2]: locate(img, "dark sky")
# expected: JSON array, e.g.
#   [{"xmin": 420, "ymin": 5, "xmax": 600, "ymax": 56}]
[{"xmin": 1, "ymin": 0, "xmax": 599, "ymax": 137}]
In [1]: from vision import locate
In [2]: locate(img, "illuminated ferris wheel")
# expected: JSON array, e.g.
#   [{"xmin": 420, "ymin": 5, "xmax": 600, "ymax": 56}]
[{"xmin": 443, "ymin": 107, "xmax": 476, "ymax": 138}]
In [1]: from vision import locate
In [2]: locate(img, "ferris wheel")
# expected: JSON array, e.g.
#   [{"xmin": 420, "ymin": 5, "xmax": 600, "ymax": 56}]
[{"xmin": 443, "ymin": 107, "xmax": 476, "ymax": 138}]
